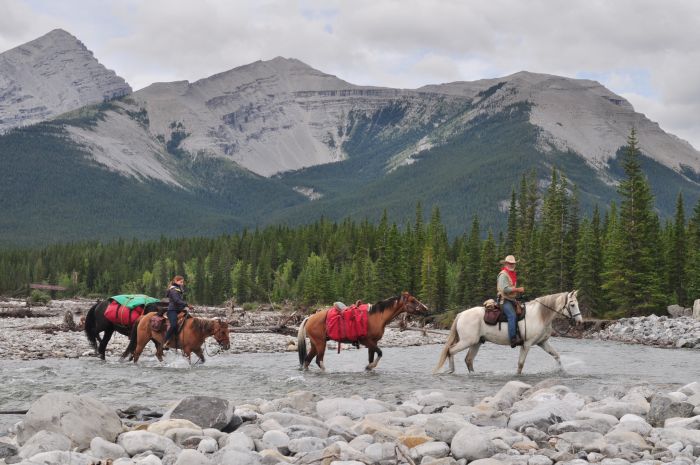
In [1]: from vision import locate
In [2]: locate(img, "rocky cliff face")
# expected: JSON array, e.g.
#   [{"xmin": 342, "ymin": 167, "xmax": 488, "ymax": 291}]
[
  {"xmin": 0, "ymin": 29, "xmax": 131, "ymax": 133},
  {"xmin": 66, "ymin": 58, "xmax": 700, "ymax": 182}
]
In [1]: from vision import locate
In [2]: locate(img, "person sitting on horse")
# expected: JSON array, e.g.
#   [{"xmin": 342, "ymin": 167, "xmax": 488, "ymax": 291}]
[
  {"xmin": 497, "ymin": 255, "xmax": 525, "ymax": 348},
  {"xmin": 163, "ymin": 275, "xmax": 192, "ymax": 349}
]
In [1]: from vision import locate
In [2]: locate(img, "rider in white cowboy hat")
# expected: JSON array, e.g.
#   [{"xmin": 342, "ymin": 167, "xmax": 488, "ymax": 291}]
[{"xmin": 497, "ymin": 255, "xmax": 525, "ymax": 347}]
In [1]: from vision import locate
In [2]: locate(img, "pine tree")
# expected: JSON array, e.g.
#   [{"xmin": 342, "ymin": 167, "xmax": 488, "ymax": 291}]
[
  {"xmin": 613, "ymin": 128, "xmax": 665, "ymax": 314},
  {"xmin": 670, "ymin": 193, "xmax": 687, "ymax": 305}
]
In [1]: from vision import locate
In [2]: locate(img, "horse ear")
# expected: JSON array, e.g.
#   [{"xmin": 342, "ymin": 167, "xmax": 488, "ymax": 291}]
[{"xmin": 573, "ymin": 289, "xmax": 579, "ymax": 297}]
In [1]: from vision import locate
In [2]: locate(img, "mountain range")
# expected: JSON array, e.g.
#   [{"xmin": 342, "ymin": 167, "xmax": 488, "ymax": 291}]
[{"xmin": 1, "ymin": 29, "xmax": 699, "ymax": 245}]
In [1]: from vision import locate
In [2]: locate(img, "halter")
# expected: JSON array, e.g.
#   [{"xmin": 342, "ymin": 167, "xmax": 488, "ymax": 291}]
[{"xmin": 533, "ymin": 292, "xmax": 581, "ymax": 323}]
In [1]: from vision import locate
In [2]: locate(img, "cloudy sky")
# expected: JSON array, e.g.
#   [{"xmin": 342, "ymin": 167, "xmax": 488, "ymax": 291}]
[{"xmin": 2, "ymin": 0, "xmax": 699, "ymax": 149}]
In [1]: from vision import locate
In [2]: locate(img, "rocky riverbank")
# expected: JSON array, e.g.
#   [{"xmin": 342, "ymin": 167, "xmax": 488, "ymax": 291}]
[
  {"xmin": 1, "ymin": 380, "xmax": 699, "ymax": 465},
  {"xmin": 0, "ymin": 299, "xmax": 447, "ymax": 360},
  {"xmin": 589, "ymin": 315, "xmax": 700, "ymax": 349}
]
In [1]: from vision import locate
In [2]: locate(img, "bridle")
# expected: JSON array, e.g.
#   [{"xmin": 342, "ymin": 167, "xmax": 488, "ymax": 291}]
[{"xmin": 533, "ymin": 292, "xmax": 581, "ymax": 323}]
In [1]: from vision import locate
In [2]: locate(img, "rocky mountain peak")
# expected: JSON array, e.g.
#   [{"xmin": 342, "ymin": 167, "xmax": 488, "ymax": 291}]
[{"xmin": 0, "ymin": 29, "xmax": 132, "ymax": 133}]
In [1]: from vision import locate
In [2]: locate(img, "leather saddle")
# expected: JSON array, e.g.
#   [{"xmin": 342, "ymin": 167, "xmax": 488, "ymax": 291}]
[
  {"xmin": 483, "ymin": 299, "xmax": 525, "ymax": 326},
  {"xmin": 150, "ymin": 312, "xmax": 188, "ymax": 332}
]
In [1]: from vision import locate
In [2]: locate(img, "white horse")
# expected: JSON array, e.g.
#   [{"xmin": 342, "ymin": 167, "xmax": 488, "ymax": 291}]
[{"xmin": 434, "ymin": 290, "xmax": 583, "ymax": 375}]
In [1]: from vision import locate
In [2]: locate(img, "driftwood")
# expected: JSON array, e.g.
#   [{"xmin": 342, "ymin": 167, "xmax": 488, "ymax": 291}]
[
  {"xmin": 0, "ymin": 410, "xmax": 28, "ymax": 415},
  {"xmin": 0, "ymin": 308, "xmax": 33, "ymax": 318},
  {"xmin": 229, "ymin": 325, "xmax": 299, "ymax": 337}
]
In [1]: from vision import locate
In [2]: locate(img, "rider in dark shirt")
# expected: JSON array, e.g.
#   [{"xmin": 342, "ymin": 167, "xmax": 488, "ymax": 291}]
[{"xmin": 164, "ymin": 276, "xmax": 192, "ymax": 348}]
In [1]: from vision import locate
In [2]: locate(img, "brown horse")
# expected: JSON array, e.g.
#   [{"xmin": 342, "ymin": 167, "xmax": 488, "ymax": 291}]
[
  {"xmin": 121, "ymin": 312, "xmax": 230, "ymax": 364},
  {"xmin": 297, "ymin": 292, "xmax": 428, "ymax": 371}
]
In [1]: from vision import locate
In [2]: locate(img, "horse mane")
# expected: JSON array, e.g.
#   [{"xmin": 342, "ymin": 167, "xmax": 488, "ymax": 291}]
[
  {"xmin": 191, "ymin": 317, "xmax": 215, "ymax": 334},
  {"xmin": 369, "ymin": 296, "xmax": 400, "ymax": 314}
]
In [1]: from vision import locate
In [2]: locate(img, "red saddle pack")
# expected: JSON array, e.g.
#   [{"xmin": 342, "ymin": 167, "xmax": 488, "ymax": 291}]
[
  {"xmin": 326, "ymin": 303, "xmax": 369, "ymax": 342},
  {"xmin": 104, "ymin": 301, "xmax": 144, "ymax": 326}
]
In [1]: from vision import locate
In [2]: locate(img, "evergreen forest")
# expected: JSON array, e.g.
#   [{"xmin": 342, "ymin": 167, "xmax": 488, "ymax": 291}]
[{"xmin": 2, "ymin": 130, "xmax": 699, "ymax": 319}]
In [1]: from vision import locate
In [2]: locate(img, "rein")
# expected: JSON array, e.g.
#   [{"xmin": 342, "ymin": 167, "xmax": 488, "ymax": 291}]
[{"xmin": 532, "ymin": 293, "xmax": 580, "ymax": 323}]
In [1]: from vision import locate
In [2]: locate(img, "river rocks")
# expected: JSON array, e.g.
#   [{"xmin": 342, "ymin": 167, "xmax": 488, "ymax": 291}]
[
  {"xmin": 647, "ymin": 393, "xmax": 695, "ymax": 426},
  {"xmin": 17, "ymin": 450, "xmax": 98, "ymax": 464},
  {"xmin": 8, "ymin": 381, "xmax": 700, "ymax": 465},
  {"xmin": 16, "ymin": 392, "xmax": 122, "ymax": 449},
  {"xmin": 165, "ymin": 396, "xmax": 234, "ymax": 430}
]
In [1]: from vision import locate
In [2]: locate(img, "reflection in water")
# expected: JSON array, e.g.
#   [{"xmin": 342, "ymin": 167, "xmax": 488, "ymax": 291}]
[{"xmin": 1, "ymin": 338, "xmax": 698, "ymax": 432}]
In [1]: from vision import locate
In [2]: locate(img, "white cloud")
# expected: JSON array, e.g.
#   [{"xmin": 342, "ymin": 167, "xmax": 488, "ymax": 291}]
[{"xmin": 1, "ymin": 0, "xmax": 699, "ymax": 149}]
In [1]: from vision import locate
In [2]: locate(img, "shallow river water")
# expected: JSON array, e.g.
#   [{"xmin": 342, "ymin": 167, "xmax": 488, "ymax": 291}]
[{"xmin": 1, "ymin": 339, "xmax": 698, "ymax": 433}]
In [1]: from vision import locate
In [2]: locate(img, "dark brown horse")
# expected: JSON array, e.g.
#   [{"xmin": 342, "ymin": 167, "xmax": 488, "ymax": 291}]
[
  {"xmin": 297, "ymin": 292, "xmax": 428, "ymax": 371},
  {"xmin": 84, "ymin": 300, "xmax": 163, "ymax": 360},
  {"xmin": 121, "ymin": 312, "xmax": 230, "ymax": 364}
]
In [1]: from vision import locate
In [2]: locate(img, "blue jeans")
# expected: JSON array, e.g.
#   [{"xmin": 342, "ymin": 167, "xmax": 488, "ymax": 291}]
[
  {"xmin": 502, "ymin": 300, "xmax": 517, "ymax": 340},
  {"xmin": 164, "ymin": 310, "xmax": 179, "ymax": 342}
]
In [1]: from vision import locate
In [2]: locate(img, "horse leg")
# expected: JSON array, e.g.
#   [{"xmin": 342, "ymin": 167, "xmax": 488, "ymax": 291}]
[
  {"xmin": 366, "ymin": 344, "xmax": 383, "ymax": 371},
  {"xmin": 446, "ymin": 340, "xmax": 471, "ymax": 374},
  {"xmin": 314, "ymin": 339, "xmax": 327, "ymax": 371},
  {"xmin": 193, "ymin": 347, "xmax": 205, "ymax": 364},
  {"xmin": 98, "ymin": 328, "xmax": 114, "ymax": 360},
  {"xmin": 132, "ymin": 336, "xmax": 149, "ymax": 364},
  {"xmin": 303, "ymin": 343, "xmax": 318, "ymax": 370},
  {"xmin": 516, "ymin": 345, "xmax": 531, "ymax": 375},
  {"xmin": 366, "ymin": 347, "xmax": 375, "ymax": 371},
  {"xmin": 154, "ymin": 340, "xmax": 164, "ymax": 362},
  {"xmin": 538, "ymin": 340, "xmax": 562, "ymax": 368},
  {"xmin": 465, "ymin": 343, "xmax": 481, "ymax": 373}
]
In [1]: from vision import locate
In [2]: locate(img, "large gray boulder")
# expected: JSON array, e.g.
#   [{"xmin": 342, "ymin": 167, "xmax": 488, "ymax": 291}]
[
  {"xmin": 667, "ymin": 304, "xmax": 691, "ymax": 318},
  {"xmin": 166, "ymin": 396, "xmax": 235, "ymax": 430},
  {"xmin": 647, "ymin": 393, "xmax": 695, "ymax": 427},
  {"xmin": 424, "ymin": 414, "xmax": 471, "ymax": 443},
  {"xmin": 16, "ymin": 392, "xmax": 122, "ymax": 449},
  {"xmin": 450, "ymin": 424, "xmax": 496, "ymax": 461}
]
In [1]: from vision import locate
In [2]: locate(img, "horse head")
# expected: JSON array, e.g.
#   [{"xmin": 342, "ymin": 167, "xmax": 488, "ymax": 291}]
[
  {"xmin": 400, "ymin": 291, "xmax": 429, "ymax": 315},
  {"xmin": 566, "ymin": 290, "xmax": 583, "ymax": 325},
  {"xmin": 212, "ymin": 319, "xmax": 231, "ymax": 350}
]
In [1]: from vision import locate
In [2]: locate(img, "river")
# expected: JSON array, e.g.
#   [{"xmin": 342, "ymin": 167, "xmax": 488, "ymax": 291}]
[{"xmin": 1, "ymin": 338, "xmax": 698, "ymax": 433}]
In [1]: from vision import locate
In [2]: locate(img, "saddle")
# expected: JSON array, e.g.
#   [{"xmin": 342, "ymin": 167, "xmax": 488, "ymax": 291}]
[
  {"xmin": 150, "ymin": 312, "xmax": 188, "ymax": 333},
  {"xmin": 326, "ymin": 301, "xmax": 369, "ymax": 343},
  {"xmin": 483, "ymin": 299, "xmax": 525, "ymax": 326}
]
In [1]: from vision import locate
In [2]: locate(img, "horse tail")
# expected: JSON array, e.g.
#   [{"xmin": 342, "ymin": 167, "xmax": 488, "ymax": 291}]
[
  {"xmin": 120, "ymin": 316, "xmax": 140, "ymax": 360},
  {"xmin": 433, "ymin": 313, "xmax": 460, "ymax": 374},
  {"xmin": 84, "ymin": 301, "xmax": 100, "ymax": 350},
  {"xmin": 297, "ymin": 317, "xmax": 309, "ymax": 367}
]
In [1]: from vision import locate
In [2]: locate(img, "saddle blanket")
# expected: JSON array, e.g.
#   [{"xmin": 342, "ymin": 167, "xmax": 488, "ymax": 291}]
[
  {"xmin": 104, "ymin": 300, "xmax": 144, "ymax": 326},
  {"xmin": 326, "ymin": 304, "xmax": 369, "ymax": 342}
]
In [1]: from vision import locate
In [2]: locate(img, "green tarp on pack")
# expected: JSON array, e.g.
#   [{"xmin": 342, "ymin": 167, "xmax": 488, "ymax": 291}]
[{"xmin": 109, "ymin": 294, "xmax": 161, "ymax": 309}]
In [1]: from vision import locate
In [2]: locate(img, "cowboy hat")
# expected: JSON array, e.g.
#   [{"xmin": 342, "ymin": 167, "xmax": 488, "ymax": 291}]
[{"xmin": 500, "ymin": 255, "xmax": 517, "ymax": 264}]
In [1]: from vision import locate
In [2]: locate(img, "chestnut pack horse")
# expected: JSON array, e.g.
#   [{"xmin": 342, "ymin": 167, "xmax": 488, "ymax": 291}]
[
  {"xmin": 297, "ymin": 292, "xmax": 428, "ymax": 371},
  {"xmin": 434, "ymin": 290, "xmax": 583, "ymax": 375},
  {"xmin": 121, "ymin": 312, "xmax": 230, "ymax": 364}
]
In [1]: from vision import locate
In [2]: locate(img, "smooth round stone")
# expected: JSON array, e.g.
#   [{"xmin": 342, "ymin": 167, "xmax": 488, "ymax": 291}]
[
  {"xmin": 262, "ymin": 430, "xmax": 290, "ymax": 448},
  {"xmin": 196, "ymin": 437, "xmax": 218, "ymax": 454},
  {"xmin": 225, "ymin": 432, "xmax": 255, "ymax": 451},
  {"xmin": 174, "ymin": 449, "xmax": 212, "ymax": 465},
  {"xmin": 90, "ymin": 436, "xmax": 129, "ymax": 460}
]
